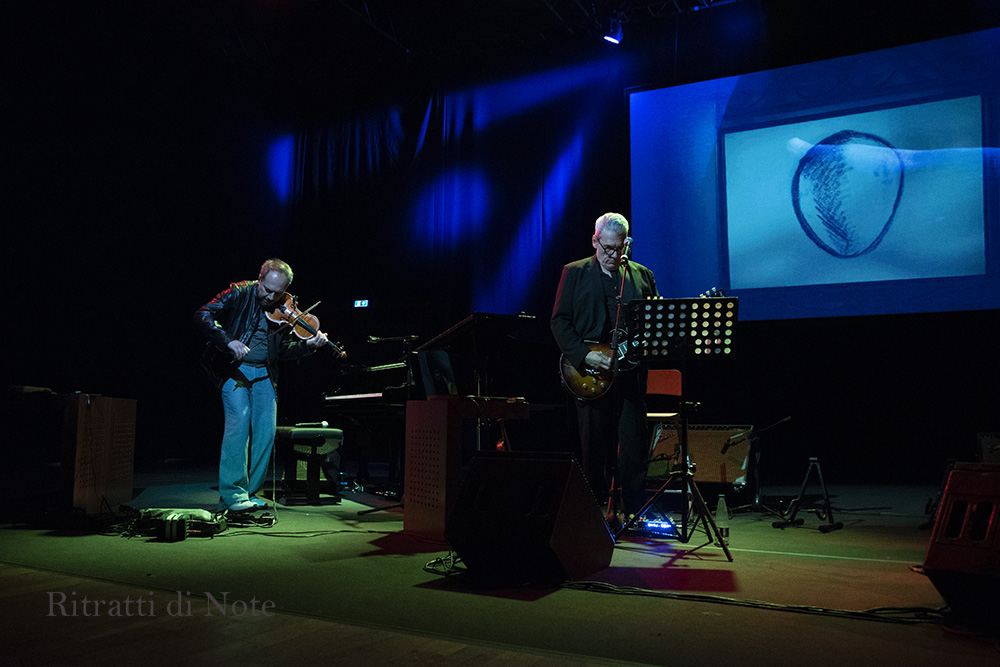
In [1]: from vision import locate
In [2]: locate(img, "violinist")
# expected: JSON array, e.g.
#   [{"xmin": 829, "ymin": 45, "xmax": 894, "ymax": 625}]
[{"xmin": 194, "ymin": 258, "xmax": 332, "ymax": 512}]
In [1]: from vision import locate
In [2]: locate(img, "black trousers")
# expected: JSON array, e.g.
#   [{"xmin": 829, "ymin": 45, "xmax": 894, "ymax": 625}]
[{"xmin": 575, "ymin": 367, "xmax": 648, "ymax": 516}]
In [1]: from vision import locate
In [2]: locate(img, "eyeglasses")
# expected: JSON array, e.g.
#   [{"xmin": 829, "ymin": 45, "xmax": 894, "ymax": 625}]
[{"xmin": 597, "ymin": 238, "xmax": 630, "ymax": 257}]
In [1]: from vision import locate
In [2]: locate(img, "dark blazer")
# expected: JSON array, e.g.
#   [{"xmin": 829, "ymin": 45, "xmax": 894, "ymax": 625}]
[{"xmin": 551, "ymin": 255, "xmax": 658, "ymax": 371}]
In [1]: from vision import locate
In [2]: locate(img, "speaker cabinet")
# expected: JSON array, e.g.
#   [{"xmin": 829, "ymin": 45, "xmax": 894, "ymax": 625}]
[
  {"xmin": 66, "ymin": 395, "xmax": 136, "ymax": 516},
  {"xmin": 977, "ymin": 432, "xmax": 1000, "ymax": 464},
  {"xmin": 445, "ymin": 453, "xmax": 614, "ymax": 583},
  {"xmin": 922, "ymin": 462, "xmax": 1000, "ymax": 631},
  {"xmin": 647, "ymin": 424, "xmax": 751, "ymax": 484},
  {"xmin": 404, "ymin": 397, "xmax": 530, "ymax": 540},
  {"xmin": 2, "ymin": 391, "xmax": 135, "ymax": 517}
]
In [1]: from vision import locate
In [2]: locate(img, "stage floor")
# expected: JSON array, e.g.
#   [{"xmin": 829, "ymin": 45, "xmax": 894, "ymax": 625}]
[{"xmin": 1, "ymin": 461, "xmax": 996, "ymax": 666}]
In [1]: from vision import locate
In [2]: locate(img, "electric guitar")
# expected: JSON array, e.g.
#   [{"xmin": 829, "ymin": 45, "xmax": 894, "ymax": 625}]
[
  {"xmin": 200, "ymin": 343, "xmax": 240, "ymax": 388},
  {"xmin": 558, "ymin": 288, "xmax": 727, "ymax": 400},
  {"xmin": 559, "ymin": 330, "xmax": 637, "ymax": 400}
]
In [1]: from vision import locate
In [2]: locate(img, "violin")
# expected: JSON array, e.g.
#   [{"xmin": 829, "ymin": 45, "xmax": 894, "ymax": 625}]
[{"xmin": 265, "ymin": 294, "xmax": 346, "ymax": 358}]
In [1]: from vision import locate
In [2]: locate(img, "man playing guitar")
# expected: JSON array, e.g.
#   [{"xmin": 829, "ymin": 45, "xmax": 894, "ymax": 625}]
[{"xmin": 551, "ymin": 213, "xmax": 659, "ymax": 529}]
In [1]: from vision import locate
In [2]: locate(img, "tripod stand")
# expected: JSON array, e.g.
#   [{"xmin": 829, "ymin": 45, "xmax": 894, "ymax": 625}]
[
  {"xmin": 612, "ymin": 294, "xmax": 740, "ymax": 560},
  {"xmin": 617, "ymin": 400, "xmax": 734, "ymax": 561},
  {"xmin": 731, "ymin": 416, "xmax": 791, "ymax": 519}
]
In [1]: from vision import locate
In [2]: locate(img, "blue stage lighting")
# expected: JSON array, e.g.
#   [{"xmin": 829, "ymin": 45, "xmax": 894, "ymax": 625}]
[
  {"xmin": 603, "ymin": 18, "xmax": 622, "ymax": 45},
  {"xmin": 637, "ymin": 517, "xmax": 678, "ymax": 537},
  {"xmin": 267, "ymin": 134, "xmax": 295, "ymax": 203}
]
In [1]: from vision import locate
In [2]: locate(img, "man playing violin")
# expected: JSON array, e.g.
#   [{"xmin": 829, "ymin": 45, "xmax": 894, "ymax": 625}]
[
  {"xmin": 551, "ymin": 213, "xmax": 658, "ymax": 530},
  {"xmin": 195, "ymin": 258, "xmax": 329, "ymax": 512}
]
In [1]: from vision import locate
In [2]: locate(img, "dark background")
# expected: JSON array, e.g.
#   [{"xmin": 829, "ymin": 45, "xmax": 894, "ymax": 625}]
[{"xmin": 5, "ymin": 1, "xmax": 998, "ymax": 488}]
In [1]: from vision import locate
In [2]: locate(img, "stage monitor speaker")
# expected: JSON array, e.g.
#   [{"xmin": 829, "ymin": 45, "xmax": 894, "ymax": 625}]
[
  {"xmin": 647, "ymin": 424, "xmax": 751, "ymax": 485},
  {"xmin": 922, "ymin": 462, "xmax": 1000, "ymax": 632},
  {"xmin": 977, "ymin": 432, "xmax": 1000, "ymax": 464},
  {"xmin": 445, "ymin": 453, "xmax": 614, "ymax": 584}
]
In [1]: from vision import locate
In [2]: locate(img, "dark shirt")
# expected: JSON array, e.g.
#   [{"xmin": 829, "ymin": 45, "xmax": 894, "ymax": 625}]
[
  {"xmin": 551, "ymin": 256, "xmax": 659, "ymax": 371},
  {"xmin": 242, "ymin": 310, "xmax": 270, "ymax": 366},
  {"xmin": 194, "ymin": 280, "xmax": 314, "ymax": 388}
]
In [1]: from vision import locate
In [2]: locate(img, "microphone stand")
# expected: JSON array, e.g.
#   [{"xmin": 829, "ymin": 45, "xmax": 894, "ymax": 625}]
[
  {"xmin": 731, "ymin": 416, "xmax": 791, "ymax": 517},
  {"xmin": 606, "ymin": 254, "xmax": 632, "ymax": 523},
  {"xmin": 353, "ymin": 334, "xmax": 420, "ymax": 517}
]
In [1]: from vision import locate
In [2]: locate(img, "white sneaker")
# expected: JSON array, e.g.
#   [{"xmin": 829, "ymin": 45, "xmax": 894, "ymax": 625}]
[{"xmin": 228, "ymin": 500, "xmax": 257, "ymax": 512}]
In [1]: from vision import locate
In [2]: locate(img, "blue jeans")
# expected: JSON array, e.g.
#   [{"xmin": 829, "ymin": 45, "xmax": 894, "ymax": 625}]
[{"xmin": 218, "ymin": 364, "xmax": 276, "ymax": 508}]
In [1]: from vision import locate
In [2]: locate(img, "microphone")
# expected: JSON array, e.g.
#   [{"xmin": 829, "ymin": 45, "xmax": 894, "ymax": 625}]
[
  {"xmin": 620, "ymin": 237, "xmax": 633, "ymax": 264},
  {"xmin": 721, "ymin": 431, "xmax": 747, "ymax": 455},
  {"xmin": 295, "ymin": 420, "xmax": 329, "ymax": 428}
]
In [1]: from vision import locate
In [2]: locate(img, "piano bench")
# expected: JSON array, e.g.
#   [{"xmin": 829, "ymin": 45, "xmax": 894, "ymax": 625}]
[{"xmin": 275, "ymin": 426, "xmax": 344, "ymax": 505}]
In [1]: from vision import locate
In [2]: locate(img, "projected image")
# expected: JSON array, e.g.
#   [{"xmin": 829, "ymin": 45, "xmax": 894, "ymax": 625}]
[
  {"xmin": 630, "ymin": 28, "xmax": 998, "ymax": 319},
  {"xmin": 793, "ymin": 129, "xmax": 903, "ymax": 259},
  {"xmin": 724, "ymin": 96, "xmax": 985, "ymax": 289}
]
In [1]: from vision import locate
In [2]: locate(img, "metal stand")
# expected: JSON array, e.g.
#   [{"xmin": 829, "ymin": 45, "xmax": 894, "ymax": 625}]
[
  {"xmin": 612, "ymin": 295, "xmax": 740, "ymax": 561},
  {"xmin": 352, "ymin": 334, "xmax": 417, "ymax": 517},
  {"xmin": 604, "ymin": 260, "xmax": 637, "ymax": 521},
  {"xmin": 771, "ymin": 457, "xmax": 844, "ymax": 533},
  {"xmin": 617, "ymin": 401, "xmax": 734, "ymax": 561},
  {"xmin": 357, "ymin": 500, "xmax": 402, "ymax": 516},
  {"xmin": 731, "ymin": 416, "xmax": 791, "ymax": 519}
]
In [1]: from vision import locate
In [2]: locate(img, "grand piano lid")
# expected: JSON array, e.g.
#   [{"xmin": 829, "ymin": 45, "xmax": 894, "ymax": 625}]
[{"xmin": 416, "ymin": 312, "xmax": 536, "ymax": 353}]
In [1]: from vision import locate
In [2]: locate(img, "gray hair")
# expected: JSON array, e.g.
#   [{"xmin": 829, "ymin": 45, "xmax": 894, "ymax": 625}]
[
  {"xmin": 594, "ymin": 212, "xmax": 629, "ymax": 239},
  {"xmin": 259, "ymin": 258, "xmax": 294, "ymax": 284}
]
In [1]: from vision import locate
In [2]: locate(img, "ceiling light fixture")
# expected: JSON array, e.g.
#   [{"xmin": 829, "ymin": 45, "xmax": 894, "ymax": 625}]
[{"xmin": 603, "ymin": 17, "xmax": 623, "ymax": 45}]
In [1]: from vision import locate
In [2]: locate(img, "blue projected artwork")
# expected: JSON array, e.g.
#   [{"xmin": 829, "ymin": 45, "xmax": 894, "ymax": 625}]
[
  {"xmin": 793, "ymin": 130, "xmax": 904, "ymax": 260},
  {"xmin": 630, "ymin": 29, "xmax": 999, "ymax": 320},
  {"xmin": 725, "ymin": 96, "xmax": 985, "ymax": 290}
]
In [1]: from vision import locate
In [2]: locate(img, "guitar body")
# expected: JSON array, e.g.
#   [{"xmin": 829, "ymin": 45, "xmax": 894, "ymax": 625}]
[
  {"xmin": 559, "ymin": 331, "xmax": 637, "ymax": 400},
  {"xmin": 200, "ymin": 343, "xmax": 238, "ymax": 388},
  {"xmin": 560, "ymin": 290, "xmax": 725, "ymax": 400},
  {"xmin": 560, "ymin": 343, "xmax": 614, "ymax": 400}
]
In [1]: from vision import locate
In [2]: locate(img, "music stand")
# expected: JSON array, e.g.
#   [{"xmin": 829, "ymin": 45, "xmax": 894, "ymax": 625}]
[
  {"xmin": 616, "ymin": 296, "xmax": 739, "ymax": 561},
  {"xmin": 625, "ymin": 295, "xmax": 738, "ymax": 366}
]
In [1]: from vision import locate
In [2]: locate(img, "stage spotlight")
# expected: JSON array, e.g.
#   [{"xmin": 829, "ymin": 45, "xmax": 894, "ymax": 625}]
[{"xmin": 603, "ymin": 17, "xmax": 623, "ymax": 44}]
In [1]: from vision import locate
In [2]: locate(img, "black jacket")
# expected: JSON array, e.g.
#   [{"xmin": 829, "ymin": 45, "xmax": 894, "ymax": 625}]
[
  {"xmin": 551, "ymin": 255, "xmax": 659, "ymax": 371},
  {"xmin": 194, "ymin": 280, "xmax": 314, "ymax": 389}
]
